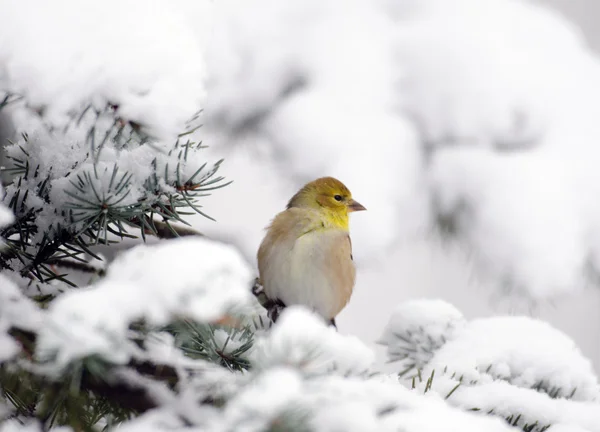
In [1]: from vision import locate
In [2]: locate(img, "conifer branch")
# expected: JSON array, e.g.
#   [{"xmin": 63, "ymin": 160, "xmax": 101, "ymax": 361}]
[
  {"xmin": 7, "ymin": 326, "xmax": 177, "ymax": 414},
  {"xmin": 147, "ymin": 219, "xmax": 204, "ymax": 239},
  {"xmin": 47, "ymin": 258, "xmax": 106, "ymax": 276}
]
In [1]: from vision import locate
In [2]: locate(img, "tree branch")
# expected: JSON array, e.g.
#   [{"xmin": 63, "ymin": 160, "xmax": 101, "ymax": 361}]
[
  {"xmin": 7, "ymin": 326, "xmax": 177, "ymax": 413},
  {"xmin": 47, "ymin": 258, "xmax": 106, "ymax": 276},
  {"xmin": 148, "ymin": 220, "xmax": 203, "ymax": 239}
]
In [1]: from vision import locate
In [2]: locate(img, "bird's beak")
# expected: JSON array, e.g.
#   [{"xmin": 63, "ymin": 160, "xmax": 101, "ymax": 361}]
[{"xmin": 348, "ymin": 199, "xmax": 366, "ymax": 212}]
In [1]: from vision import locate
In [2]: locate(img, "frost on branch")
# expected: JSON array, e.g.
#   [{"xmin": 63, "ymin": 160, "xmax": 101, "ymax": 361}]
[{"xmin": 36, "ymin": 238, "xmax": 254, "ymax": 370}]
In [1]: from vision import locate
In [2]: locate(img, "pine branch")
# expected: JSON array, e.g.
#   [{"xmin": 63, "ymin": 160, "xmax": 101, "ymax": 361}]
[
  {"xmin": 147, "ymin": 219, "xmax": 203, "ymax": 239},
  {"xmin": 47, "ymin": 258, "xmax": 106, "ymax": 276},
  {"xmin": 6, "ymin": 326, "xmax": 177, "ymax": 414},
  {"xmin": 79, "ymin": 367, "xmax": 164, "ymax": 413}
]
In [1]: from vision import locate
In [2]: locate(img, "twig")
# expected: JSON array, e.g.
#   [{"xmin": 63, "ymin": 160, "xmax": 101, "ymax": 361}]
[
  {"xmin": 47, "ymin": 258, "xmax": 106, "ymax": 277},
  {"xmin": 149, "ymin": 220, "xmax": 203, "ymax": 239},
  {"xmin": 7, "ymin": 326, "xmax": 177, "ymax": 413}
]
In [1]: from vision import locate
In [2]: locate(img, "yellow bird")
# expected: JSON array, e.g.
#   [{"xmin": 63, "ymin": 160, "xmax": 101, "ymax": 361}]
[{"xmin": 257, "ymin": 177, "xmax": 366, "ymax": 327}]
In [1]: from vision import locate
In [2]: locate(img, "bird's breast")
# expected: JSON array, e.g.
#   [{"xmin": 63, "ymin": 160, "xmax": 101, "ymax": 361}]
[{"xmin": 258, "ymin": 228, "xmax": 355, "ymax": 320}]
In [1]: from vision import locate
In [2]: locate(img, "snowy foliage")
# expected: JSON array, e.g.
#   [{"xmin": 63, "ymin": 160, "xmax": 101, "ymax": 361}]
[
  {"xmin": 426, "ymin": 316, "xmax": 600, "ymax": 402},
  {"xmin": 36, "ymin": 238, "xmax": 254, "ymax": 370},
  {"xmin": 0, "ymin": 104, "xmax": 228, "ymax": 287},
  {"xmin": 379, "ymin": 299, "xmax": 465, "ymax": 371},
  {"xmin": 0, "ymin": 0, "xmax": 227, "ymax": 292},
  {"xmin": 382, "ymin": 299, "xmax": 600, "ymax": 431},
  {"xmin": 1, "ymin": 0, "xmax": 600, "ymax": 431},
  {"xmin": 0, "ymin": 188, "xmax": 23, "ymax": 362},
  {"xmin": 252, "ymin": 307, "xmax": 374, "ymax": 376},
  {"xmin": 0, "ymin": 0, "xmax": 210, "ymax": 140},
  {"xmin": 201, "ymin": 367, "xmax": 514, "ymax": 432},
  {"xmin": 0, "ymin": 421, "xmax": 49, "ymax": 432}
]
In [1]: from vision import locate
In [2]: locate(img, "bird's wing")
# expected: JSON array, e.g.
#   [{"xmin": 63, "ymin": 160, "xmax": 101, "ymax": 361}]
[
  {"xmin": 323, "ymin": 233, "xmax": 356, "ymax": 317},
  {"xmin": 257, "ymin": 208, "xmax": 319, "ymax": 288}
]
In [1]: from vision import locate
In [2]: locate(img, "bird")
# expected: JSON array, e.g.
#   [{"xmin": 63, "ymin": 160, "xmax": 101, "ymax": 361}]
[{"xmin": 257, "ymin": 176, "xmax": 366, "ymax": 328}]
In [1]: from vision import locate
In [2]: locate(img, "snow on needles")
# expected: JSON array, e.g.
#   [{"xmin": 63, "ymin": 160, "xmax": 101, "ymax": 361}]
[
  {"xmin": 252, "ymin": 307, "xmax": 375, "ymax": 376},
  {"xmin": 383, "ymin": 299, "xmax": 600, "ymax": 401},
  {"xmin": 426, "ymin": 316, "xmax": 600, "ymax": 402},
  {"xmin": 382, "ymin": 299, "xmax": 600, "ymax": 430},
  {"xmin": 0, "ymin": 271, "xmax": 45, "ymax": 361},
  {"xmin": 36, "ymin": 238, "xmax": 254, "ymax": 369},
  {"xmin": 0, "ymin": 0, "xmax": 210, "ymax": 140},
  {"xmin": 379, "ymin": 299, "xmax": 465, "ymax": 368},
  {"xmin": 208, "ymin": 367, "xmax": 514, "ymax": 432}
]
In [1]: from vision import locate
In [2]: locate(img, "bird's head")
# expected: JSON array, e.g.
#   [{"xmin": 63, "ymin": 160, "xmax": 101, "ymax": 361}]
[{"xmin": 287, "ymin": 177, "xmax": 366, "ymax": 229}]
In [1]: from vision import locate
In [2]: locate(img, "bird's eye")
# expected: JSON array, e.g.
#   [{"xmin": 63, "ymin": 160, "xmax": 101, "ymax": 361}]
[{"xmin": 334, "ymin": 195, "xmax": 343, "ymax": 202}]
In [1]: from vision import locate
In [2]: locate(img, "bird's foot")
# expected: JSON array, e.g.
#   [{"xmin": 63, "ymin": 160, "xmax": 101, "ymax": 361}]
[
  {"xmin": 266, "ymin": 298, "xmax": 286, "ymax": 323},
  {"xmin": 250, "ymin": 278, "xmax": 287, "ymax": 324}
]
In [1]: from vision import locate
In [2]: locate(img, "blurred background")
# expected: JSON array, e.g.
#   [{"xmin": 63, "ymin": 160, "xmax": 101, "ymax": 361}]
[
  {"xmin": 189, "ymin": 0, "xmax": 600, "ymax": 372},
  {"xmin": 542, "ymin": 0, "xmax": 600, "ymax": 51}
]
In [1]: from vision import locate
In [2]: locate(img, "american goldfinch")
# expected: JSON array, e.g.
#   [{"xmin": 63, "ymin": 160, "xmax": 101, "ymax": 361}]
[{"xmin": 257, "ymin": 177, "xmax": 366, "ymax": 327}]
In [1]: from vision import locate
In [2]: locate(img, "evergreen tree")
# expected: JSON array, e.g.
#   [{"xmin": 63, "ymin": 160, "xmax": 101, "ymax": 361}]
[
  {"xmin": 1, "ymin": 0, "xmax": 600, "ymax": 426},
  {"xmin": 0, "ymin": 96, "xmax": 599, "ymax": 432}
]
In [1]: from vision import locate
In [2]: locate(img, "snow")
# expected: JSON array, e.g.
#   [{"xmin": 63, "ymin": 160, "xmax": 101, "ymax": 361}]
[
  {"xmin": 218, "ymin": 368, "xmax": 305, "ymax": 432},
  {"xmin": 3, "ymin": 0, "xmax": 600, "ymax": 430},
  {"xmin": 379, "ymin": 299, "xmax": 465, "ymax": 368},
  {"xmin": 0, "ymin": 205, "xmax": 12, "ymax": 231},
  {"xmin": 200, "ymin": 0, "xmax": 600, "ymax": 302},
  {"xmin": 379, "ymin": 299, "xmax": 600, "ymax": 430},
  {"xmin": 36, "ymin": 238, "xmax": 254, "ymax": 369},
  {"xmin": 252, "ymin": 307, "xmax": 375, "ymax": 376},
  {"xmin": 425, "ymin": 315, "xmax": 600, "ymax": 402},
  {"xmin": 0, "ymin": 422, "xmax": 44, "ymax": 432},
  {"xmin": 431, "ymin": 377, "xmax": 600, "ymax": 432},
  {"xmin": 0, "ymin": 273, "xmax": 44, "ymax": 361},
  {"xmin": 0, "ymin": 329, "xmax": 17, "ymax": 362},
  {"xmin": 1, "ymin": 103, "xmax": 226, "ymax": 278},
  {"xmin": 388, "ymin": 0, "xmax": 600, "ymax": 299},
  {"xmin": 204, "ymin": 0, "xmax": 427, "ymax": 262},
  {"xmin": 0, "ymin": 0, "xmax": 210, "ymax": 141},
  {"xmin": 209, "ymin": 368, "xmax": 515, "ymax": 432},
  {"xmin": 0, "ymin": 274, "xmax": 44, "ymax": 332},
  {"xmin": 552, "ymin": 425, "xmax": 593, "ymax": 432},
  {"xmin": 0, "ymin": 180, "xmax": 13, "ymax": 250},
  {"xmin": 108, "ymin": 409, "xmax": 205, "ymax": 432},
  {"xmin": 3, "ymin": 0, "xmax": 600, "ymax": 301}
]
